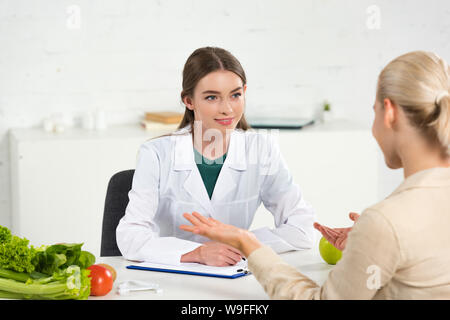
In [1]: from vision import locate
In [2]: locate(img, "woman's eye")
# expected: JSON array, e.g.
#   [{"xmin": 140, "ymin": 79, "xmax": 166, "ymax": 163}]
[
  {"xmin": 232, "ymin": 93, "xmax": 242, "ymax": 98},
  {"xmin": 205, "ymin": 95, "xmax": 216, "ymax": 101}
]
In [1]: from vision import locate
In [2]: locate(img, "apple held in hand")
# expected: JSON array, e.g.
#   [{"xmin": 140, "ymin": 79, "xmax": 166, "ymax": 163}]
[{"xmin": 319, "ymin": 237, "xmax": 342, "ymax": 265}]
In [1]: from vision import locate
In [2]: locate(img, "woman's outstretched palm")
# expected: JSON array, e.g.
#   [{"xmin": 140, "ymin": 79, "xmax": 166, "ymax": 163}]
[
  {"xmin": 313, "ymin": 212, "xmax": 360, "ymax": 251},
  {"xmin": 180, "ymin": 212, "xmax": 263, "ymax": 257},
  {"xmin": 180, "ymin": 212, "xmax": 249, "ymax": 249}
]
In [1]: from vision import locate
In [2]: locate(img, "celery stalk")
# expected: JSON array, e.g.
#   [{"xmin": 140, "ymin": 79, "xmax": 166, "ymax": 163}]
[
  {"xmin": 0, "ymin": 268, "xmax": 30, "ymax": 282},
  {"xmin": 0, "ymin": 290, "xmax": 24, "ymax": 299},
  {"xmin": 0, "ymin": 277, "xmax": 68, "ymax": 295},
  {"xmin": 0, "ymin": 266, "xmax": 91, "ymax": 300},
  {"xmin": 0, "ymin": 289, "xmax": 77, "ymax": 300}
]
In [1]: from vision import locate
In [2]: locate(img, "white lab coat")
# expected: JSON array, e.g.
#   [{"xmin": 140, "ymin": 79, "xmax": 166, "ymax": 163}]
[{"xmin": 116, "ymin": 126, "xmax": 316, "ymax": 265}]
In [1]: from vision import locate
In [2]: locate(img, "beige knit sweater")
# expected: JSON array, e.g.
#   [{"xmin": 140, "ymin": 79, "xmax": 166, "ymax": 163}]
[{"xmin": 248, "ymin": 167, "xmax": 450, "ymax": 299}]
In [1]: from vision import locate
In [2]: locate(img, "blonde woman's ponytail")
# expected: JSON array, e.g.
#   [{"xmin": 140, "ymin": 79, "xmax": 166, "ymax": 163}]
[
  {"xmin": 432, "ymin": 91, "xmax": 450, "ymax": 156},
  {"xmin": 377, "ymin": 51, "xmax": 450, "ymax": 157}
]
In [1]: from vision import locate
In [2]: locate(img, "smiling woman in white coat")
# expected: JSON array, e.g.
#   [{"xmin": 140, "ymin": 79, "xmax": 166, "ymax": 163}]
[{"xmin": 116, "ymin": 47, "xmax": 315, "ymax": 267}]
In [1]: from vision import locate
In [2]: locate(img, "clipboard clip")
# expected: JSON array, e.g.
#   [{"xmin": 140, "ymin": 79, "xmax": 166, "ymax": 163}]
[{"xmin": 236, "ymin": 268, "xmax": 250, "ymax": 274}]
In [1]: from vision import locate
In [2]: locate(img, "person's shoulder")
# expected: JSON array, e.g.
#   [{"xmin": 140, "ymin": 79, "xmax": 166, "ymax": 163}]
[
  {"xmin": 357, "ymin": 189, "xmax": 425, "ymax": 241},
  {"xmin": 140, "ymin": 126, "xmax": 190, "ymax": 156},
  {"xmin": 366, "ymin": 187, "xmax": 424, "ymax": 220},
  {"xmin": 361, "ymin": 197, "xmax": 400, "ymax": 228}
]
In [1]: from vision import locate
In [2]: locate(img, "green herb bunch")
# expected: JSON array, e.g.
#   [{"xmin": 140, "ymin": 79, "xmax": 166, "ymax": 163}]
[{"xmin": 0, "ymin": 225, "xmax": 95, "ymax": 300}]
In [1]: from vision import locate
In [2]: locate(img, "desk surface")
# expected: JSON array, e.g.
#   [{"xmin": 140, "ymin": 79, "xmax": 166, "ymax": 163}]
[{"xmin": 91, "ymin": 247, "xmax": 334, "ymax": 300}]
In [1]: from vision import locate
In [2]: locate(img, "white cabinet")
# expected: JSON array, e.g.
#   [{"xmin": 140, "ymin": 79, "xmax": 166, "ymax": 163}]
[
  {"xmin": 9, "ymin": 125, "xmax": 175, "ymax": 255},
  {"xmin": 251, "ymin": 120, "xmax": 380, "ymax": 231},
  {"xmin": 9, "ymin": 120, "xmax": 380, "ymax": 257}
]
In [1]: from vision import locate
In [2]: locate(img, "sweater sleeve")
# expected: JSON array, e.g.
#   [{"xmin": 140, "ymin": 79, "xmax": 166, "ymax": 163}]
[{"xmin": 247, "ymin": 209, "xmax": 401, "ymax": 299}]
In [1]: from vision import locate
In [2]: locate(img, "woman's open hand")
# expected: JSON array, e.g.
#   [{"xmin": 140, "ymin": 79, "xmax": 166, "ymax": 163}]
[
  {"xmin": 313, "ymin": 212, "xmax": 360, "ymax": 251},
  {"xmin": 179, "ymin": 212, "xmax": 262, "ymax": 257}
]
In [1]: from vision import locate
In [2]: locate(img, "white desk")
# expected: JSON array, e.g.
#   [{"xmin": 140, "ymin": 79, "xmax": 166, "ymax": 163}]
[{"xmin": 90, "ymin": 245, "xmax": 333, "ymax": 300}]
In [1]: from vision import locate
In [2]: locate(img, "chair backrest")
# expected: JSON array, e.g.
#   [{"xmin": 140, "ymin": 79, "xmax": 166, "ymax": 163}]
[{"xmin": 100, "ymin": 169, "xmax": 135, "ymax": 257}]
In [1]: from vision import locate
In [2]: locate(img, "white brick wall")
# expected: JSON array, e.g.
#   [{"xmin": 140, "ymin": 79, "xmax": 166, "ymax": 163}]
[{"xmin": 1, "ymin": 0, "xmax": 449, "ymax": 226}]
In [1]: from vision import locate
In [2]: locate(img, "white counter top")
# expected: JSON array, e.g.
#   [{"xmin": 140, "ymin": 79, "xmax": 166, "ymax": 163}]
[{"xmin": 9, "ymin": 118, "xmax": 369, "ymax": 142}]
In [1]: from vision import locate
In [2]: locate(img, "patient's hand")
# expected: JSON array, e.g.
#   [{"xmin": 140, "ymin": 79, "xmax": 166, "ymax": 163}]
[
  {"xmin": 180, "ymin": 212, "xmax": 262, "ymax": 259},
  {"xmin": 313, "ymin": 212, "xmax": 360, "ymax": 251}
]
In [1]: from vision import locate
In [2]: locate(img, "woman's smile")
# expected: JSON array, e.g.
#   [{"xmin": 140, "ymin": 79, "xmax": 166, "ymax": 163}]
[{"xmin": 214, "ymin": 117, "xmax": 234, "ymax": 126}]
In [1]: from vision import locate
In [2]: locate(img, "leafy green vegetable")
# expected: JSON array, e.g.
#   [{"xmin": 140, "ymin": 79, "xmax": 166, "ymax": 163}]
[
  {"xmin": 0, "ymin": 226, "xmax": 37, "ymax": 273},
  {"xmin": 0, "ymin": 265, "xmax": 91, "ymax": 300},
  {"xmin": 0, "ymin": 225, "xmax": 96, "ymax": 300},
  {"xmin": 34, "ymin": 243, "xmax": 96, "ymax": 275},
  {"xmin": 79, "ymin": 251, "xmax": 96, "ymax": 269},
  {"xmin": 0, "ymin": 225, "xmax": 12, "ymax": 243},
  {"xmin": 0, "ymin": 268, "xmax": 32, "ymax": 282}
]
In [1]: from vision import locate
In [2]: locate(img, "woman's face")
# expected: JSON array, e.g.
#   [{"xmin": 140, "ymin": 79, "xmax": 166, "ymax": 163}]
[
  {"xmin": 184, "ymin": 70, "xmax": 246, "ymax": 134},
  {"xmin": 371, "ymin": 97, "xmax": 403, "ymax": 169}
]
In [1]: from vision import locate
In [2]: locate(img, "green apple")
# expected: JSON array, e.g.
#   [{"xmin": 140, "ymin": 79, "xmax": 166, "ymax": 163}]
[{"xmin": 319, "ymin": 237, "xmax": 342, "ymax": 265}]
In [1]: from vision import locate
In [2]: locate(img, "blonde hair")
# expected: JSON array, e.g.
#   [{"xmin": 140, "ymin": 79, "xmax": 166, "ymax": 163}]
[{"xmin": 377, "ymin": 51, "xmax": 450, "ymax": 157}]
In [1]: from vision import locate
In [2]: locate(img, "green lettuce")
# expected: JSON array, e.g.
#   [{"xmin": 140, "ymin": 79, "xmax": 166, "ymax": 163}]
[
  {"xmin": 0, "ymin": 225, "xmax": 95, "ymax": 300},
  {"xmin": 0, "ymin": 226, "xmax": 37, "ymax": 273}
]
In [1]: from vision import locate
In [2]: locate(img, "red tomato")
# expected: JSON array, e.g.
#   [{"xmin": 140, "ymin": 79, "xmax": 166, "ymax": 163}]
[{"xmin": 87, "ymin": 264, "xmax": 114, "ymax": 296}]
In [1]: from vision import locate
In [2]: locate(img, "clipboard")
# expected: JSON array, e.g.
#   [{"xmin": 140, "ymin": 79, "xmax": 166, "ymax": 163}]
[{"xmin": 126, "ymin": 260, "xmax": 250, "ymax": 279}]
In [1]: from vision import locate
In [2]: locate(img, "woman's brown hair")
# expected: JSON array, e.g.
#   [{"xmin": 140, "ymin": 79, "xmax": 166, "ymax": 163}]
[{"xmin": 178, "ymin": 46, "xmax": 250, "ymax": 131}]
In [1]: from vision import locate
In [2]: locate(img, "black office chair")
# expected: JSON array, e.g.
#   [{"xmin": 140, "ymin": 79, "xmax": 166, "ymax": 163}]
[{"xmin": 100, "ymin": 169, "xmax": 135, "ymax": 257}]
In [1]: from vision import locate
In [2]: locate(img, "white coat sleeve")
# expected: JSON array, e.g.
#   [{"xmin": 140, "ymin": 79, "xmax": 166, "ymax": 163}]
[
  {"xmin": 116, "ymin": 143, "xmax": 201, "ymax": 265},
  {"xmin": 253, "ymin": 135, "xmax": 316, "ymax": 253}
]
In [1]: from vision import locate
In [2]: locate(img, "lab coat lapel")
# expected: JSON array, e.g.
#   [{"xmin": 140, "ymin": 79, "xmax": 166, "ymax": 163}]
[
  {"xmin": 183, "ymin": 168, "xmax": 215, "ymax": 215},
  {"xmin": 211, "ymin": 130, "xmax": 247, "ymax": 202},
  {"xmin": 173, "ymin": 129, "xmax": 215, "ymax": 215}
]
